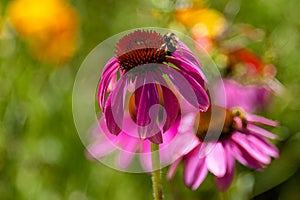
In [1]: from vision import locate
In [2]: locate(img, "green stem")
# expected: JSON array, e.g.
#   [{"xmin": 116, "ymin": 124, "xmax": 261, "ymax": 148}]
[
  {"xmin": 219, "ymin": 191, "xmax": 227, "ymax": 200},
  {"xmin": 151, "ymin": 143, "xmax": 163, "ymax": 200}
]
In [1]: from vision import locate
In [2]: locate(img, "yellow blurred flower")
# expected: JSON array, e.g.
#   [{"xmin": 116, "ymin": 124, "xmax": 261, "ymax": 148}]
[
  {"xmin": 174, "ymin": 7, "xmax": 226, "ymax": 38},
  {"xmin": 8, "ymin": 0, "xmax": 79, "ymax": 64}
]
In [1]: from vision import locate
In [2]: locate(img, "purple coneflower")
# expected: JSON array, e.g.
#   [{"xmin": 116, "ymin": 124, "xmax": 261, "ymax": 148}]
[
  {"xmin": 98, "ymin": 30, "xmax": 209, "ymax": 144},
  {"xmin": 167, "ymin": 93, "xmax": 279, "ymax": 191}
]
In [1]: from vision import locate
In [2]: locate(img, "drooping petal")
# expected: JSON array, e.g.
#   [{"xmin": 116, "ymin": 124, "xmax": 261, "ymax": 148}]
[
  {"xmin": 87, "ymin": 139, "xmax": 116, "ymax": 159},
  {"xmin": 98, "ymin": 57, "xmax": 119, "ymax": 110},
  {"xmin": 104, "ymin": 77, "xmax": 127, "ymax": 135},
  {"xmin": 175, "ymin": 41, "xmax": 201, "ymax": 67},
  {"xmin": 229, "ymin": 135, "xmax": 264, "ymax": 169},
  {"xmin": 184, "ymin": 147, "xmax": 200, "ymax": 186},
  {"xmin": 205, "ymin": 142, "xmax": 227, "ymax": 177},
  {"xmin": 135, "ymin": 77, "xmax": 150, "ymax": 125},
  {"xmin": 133, "ymin": 75, "xmax": 144, "ymax": 113},
  {"xmin": 116, "ymin": 132, "xmax": 141, "ymax": 168},
  {"xmin": 160, "ymin": 85, "xmax": 180, "ymax": 132},
  {"xmin": 231, "ymin": 132, "xmax": 271, "ymax": 165},
  {"xmin": 247, "ymin": 114, "xmax": 278, "ymax": 127},
  {"xmin": 104, "ymin": 96, "xmax": 121, "ymax": 135},
  {"xmin": 162, "ymin": 65, "xmax": 209, "ymax": 111},
  {"xmin": 135, "ymin": 74, "xmax": 162, "ymax": 143},
  {"xmin": 215, "ymin": 141, "xmax": 235, "ymax": 191},
  {"xmin": 167, "ymin": 56, "xmax": 206, "ymax": 87},
  {"xmin": 140, "ymin": 141, "xmax": 152, "ymax": 172},
  {"xmin": 160, "ymin": 117, "xmax": 198, "ymax": 165},
  {"xmin": 135, "ymin": 83, "xmax": 159, "ymax": 139},
  {"xmin": 107, "ymin": 73, "xmax": 117, "ymax": 92},
  {"xmin": 190, "ymin": 160, "xmax": 208, "ymax": 190},
  {"xmin": 136, "ymin": 83, "xmax": 152, "ymax": 127},
  {"xmin": 230, "ymin": 142, "xmax": 263, "ymax": 169},
  {"xmin": 179, "ymin": 69, "xmax": 209, "ymax": 111},
  {"xmin": 246, "ymin": 134, "xmax": 279, "ymax": 158},
  {"xmin": 151, "ymin": 70, "xmax": 180, "ymax": 133},
  {"xmin": 184, "ymin": 146, "xmax": 208, "ymax": 190},
  {"xmin": 117, "ymin": 150, "xmax": 135, "ymax": 169},
  {"xmin": 160, "ymin": 118, "xmax": 179, "ymax": 147},
  {"xmin": 247, "ymin": 124, "xmax": 278, "ymax": 139},
  {"xmin": 167, "ymin": 158, "xmax": 182, "ymax": 180},
  {"xmin": 87, "ymin": 120, "xmax": 118, "ymax": 158}
]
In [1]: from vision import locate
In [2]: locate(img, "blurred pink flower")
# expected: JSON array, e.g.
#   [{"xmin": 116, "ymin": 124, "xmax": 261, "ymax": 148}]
[
  {"xmin": 87, "ymin": 115, "xmax": 197, "ymax": 172},
  {"xmin": 214, "ymin": 79, "xmax": 272, "ymax": 113}
]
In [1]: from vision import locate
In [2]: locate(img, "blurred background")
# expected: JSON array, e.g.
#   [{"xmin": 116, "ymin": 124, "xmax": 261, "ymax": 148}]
[{"xmin": 0, "ymin": 0, "xmax": 300, "ymax": 199}]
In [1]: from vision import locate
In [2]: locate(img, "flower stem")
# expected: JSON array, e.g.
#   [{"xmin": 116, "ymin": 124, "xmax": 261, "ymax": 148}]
[
  {"xmin": 219, "ymin": 191, "xmax": 227, "ymax": 200},
  {"xmin": 151, "ymin": 143, "xmax": 163, "ymax": 200}
]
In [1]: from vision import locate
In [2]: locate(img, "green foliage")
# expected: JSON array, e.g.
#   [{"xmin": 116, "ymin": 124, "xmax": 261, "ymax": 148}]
[{"xmin": 0, "ymin": 0, "xmax": 300, "ymax": 199}]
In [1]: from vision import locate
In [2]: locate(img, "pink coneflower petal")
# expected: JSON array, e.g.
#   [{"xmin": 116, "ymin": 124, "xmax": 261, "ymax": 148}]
[
  {"xmin": 107, "ymin": 73, "xmax": 117, "ymax": 92},
  {"xmin": 135, "ymin": 79, "xmax": 152, "ymax": 124},
  {"xmin": 104, "ymin": 96, "xmax": 122, "ymax": 135},
  {"xmin": 161, "ymin": 134, "xmax": 195, "ymax": 167},
  {"xmin": 231, "ymin": 132, "xmax": 271, "ymax": 165},
  {"xmin": 247, "ymin": 114, "xmax": 279, "ymax": 127},
  {"xmin": 167, "ymin": 56, "xmax": 206, "ymax": 87},
  {"xmin": 190, "ymin": 162, "xmax": 208, "ymax": 190},
  {"xmin": 176, "ymin": 41, "xmax": 201, "ymax": 67},
  {"xmin": 160, "ymin": 118, "xmax": 198, "ymax": 166},
  {"xmin": 246, "ymin": 134, "xmax": 279, "ymax": 158},
  {"xmin": 87, "ymin": 139, "xmax": 116, "ymax": 159},
  {"xmin": 151, "ymin": 70, "xmax": 181, "ymax": 133},
  {"xmin": 205, "ymin": 142, "xmax": 227, "ymax": 177},
  {"xmin": 98, "ymin": 57, "xmax": 119, "ymax": 110},
  {"xmin": 162, "ymin": 66, "xmax": 209, "ymax": 111},
  {"xmin": 160, "ymin": 118, "xmax": 179, "ymax": 146},
  {"xmin": 135, "ymin": 75, "xmax": 161, "ymax": 143},
  {"xmin": 215, "ymin": 142, "xmax": 235, "ymax": 191},
  {"xmin": 140, "ymin": 141, "xmax": 152, "ymax": 171},
  {"xmin": 117, "ymin": 135, "xmax": 140, "ymax": 168},
  {"xmin": 117, "ymin": 150, "xmax": 135, "ymax": 169},
  {"xmin": 247, "ymin": 124, "xmax": 278, "ymax": 139},
  {"xmin": 229, "ymin": 139, "xmax": 264, "ymax": 169},
  {"xmin": 184, "ymin": 146, "xmax": 208, "ymax": 190},
  {"xmin": 144, "ymin": 121, "xmax": 181, "ymax": 171},
  {"xmin": 136, "ymin": 82, "xmax": 156, "ymax": 127},
  {"xmin": 179, "ymin": 69, "xmax": 209, "ymax": 109},
  {"xmin": 160, "ymin": 120, "xmax": 182, "ymax": 160},
  {"xmin": 161, "ymin": 85, "xmax": 180, "ymax": 132},
  {"xmin": 184, "ymin": 147, "xmax": 200, "ymax": 185},
  {"xmin": 104, "ymin": 77, "xmax": 127, "ymax": 135},
  {"xmin": 167, "ymin": 158, "xmax": 182, "ymax": 180}
]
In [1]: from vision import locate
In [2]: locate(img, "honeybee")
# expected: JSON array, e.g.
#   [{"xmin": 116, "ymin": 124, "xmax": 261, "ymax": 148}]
[{"xmin": 159, "ymin": 32, "xmax": 179, "ymax": 55}]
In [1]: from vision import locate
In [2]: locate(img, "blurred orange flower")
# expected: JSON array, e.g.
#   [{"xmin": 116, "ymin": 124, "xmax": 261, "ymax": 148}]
[
  {"xmin": 175, "ymin": 7, "xmax": 226, "ymax": 38},
  {"xmin": 8, "ymin": 0, "xmax": 79, "ymax": 64},
  {"xmin": 175, "ymin": 7, "xmax": 226, "ymax": 52}
]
